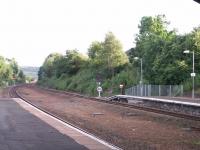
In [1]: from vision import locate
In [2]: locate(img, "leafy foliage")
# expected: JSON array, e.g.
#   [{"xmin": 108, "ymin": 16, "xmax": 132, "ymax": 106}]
[
  {"xmin": 0, "ymin": 56, "xmax": 25, "ymax": 86},
  {"xmin": 38, "ymin": 32, "xmax": 131, "ymax": 96},
  {"xmin": 128, "ymin": 15, "xmax": 199, "ymax": 85},
  {"xmin": 38, "ymin": 15, "xmax": 200, "ymax": 95}
]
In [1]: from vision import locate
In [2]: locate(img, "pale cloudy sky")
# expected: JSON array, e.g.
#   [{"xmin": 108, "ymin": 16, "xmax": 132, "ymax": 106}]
[{"xmin": 0, "ymin": 0, "xmax": 199, "ymax": 66}]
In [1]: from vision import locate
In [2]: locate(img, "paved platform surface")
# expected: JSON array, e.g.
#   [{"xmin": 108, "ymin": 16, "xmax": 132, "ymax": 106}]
[
  {"xmin": 144, "ymin": 96, "xmax": 200, "ymax": 103},
  {"xmin": 0, "ymin": 98, "xmax": 116, "ymax": 150}
]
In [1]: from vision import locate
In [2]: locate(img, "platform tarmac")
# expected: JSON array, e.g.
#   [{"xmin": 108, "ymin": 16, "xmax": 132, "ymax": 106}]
[{"xmin": 0, "ymin": 98, "xmax": 117, "ymax": 150}]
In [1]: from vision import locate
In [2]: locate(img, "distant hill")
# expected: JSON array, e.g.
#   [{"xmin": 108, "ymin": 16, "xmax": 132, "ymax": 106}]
[{"xmin": 21, "ymin": 66, "xmax": 39, "ymax": 79}]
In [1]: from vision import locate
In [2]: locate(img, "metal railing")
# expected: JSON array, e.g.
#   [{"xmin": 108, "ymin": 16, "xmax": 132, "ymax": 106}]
[{"xmin": 125, "ymin": 84, "xmax": 183, "ymax": 97}]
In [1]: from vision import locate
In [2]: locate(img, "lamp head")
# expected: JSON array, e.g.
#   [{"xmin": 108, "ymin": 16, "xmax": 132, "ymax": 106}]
[
  {"xmin": 119, "ymin": 84, "xmax": 123, "ymax": 88},
  {"xmin": 134, "ymin": 57, "xmax": 139, "ymax": 60},
  {"xmin": 183, "ymin": 50, "xmax": 190, "ymax": 54}
]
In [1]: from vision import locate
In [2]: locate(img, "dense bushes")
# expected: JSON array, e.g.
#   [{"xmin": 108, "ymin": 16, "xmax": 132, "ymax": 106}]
[
  {"xmin": 38, "ymin": 32, "xmax": 133, "ymax": 96},
  {"xmin": 38, "ymin": 15, "xmax": 200, "ymax": 96},
  {"xmin": 0, "ymin": 56, "xmax": 25, "ymax": 87},
  {"xmin": 38, "ymin": 66, "xmax": 138, "ymax": 96}
]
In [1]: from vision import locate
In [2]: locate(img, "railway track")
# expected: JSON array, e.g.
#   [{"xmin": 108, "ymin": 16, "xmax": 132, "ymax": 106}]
[
  {"xmin": 10, "ymin": 85, "xmax": 200, "ymax": 122},
  {"xmin": 8, "ymin": 85, "xmax": 200, "ymax": 149},
  {"xmin": 97, "ymin": 99, "xmax": 200, "ymax": 121},
  {"xmin": 9, "ymin": 85, "xmax": 122, "ymax": 150}
]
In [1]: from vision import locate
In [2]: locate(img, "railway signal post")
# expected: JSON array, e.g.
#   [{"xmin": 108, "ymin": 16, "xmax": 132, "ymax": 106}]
[{"xmin": 97, "ymin": 85, "xmax": 103, "ymax": 97}]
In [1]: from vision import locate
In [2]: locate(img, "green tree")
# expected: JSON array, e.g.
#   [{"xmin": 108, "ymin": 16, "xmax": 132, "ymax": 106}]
[
  {"xmin": 0, "ymin": 57, "xmax": 12, "ymax": 86},
  {"xmin": 193, "ymin": 27, "xmax": 200, "ymax": 50},
  {"xmin": 133, "ymin": 15, "xmax": 189, "ymax": 84},
  {"xmin": 17, "ymin": 70, "xmax": 26, "ymax": 83},
  {"xmin": 65, "ymin": 49, "xmax": 88, "ymax": 75},
  {"xmin": 0, "ymin": 56, "xmax": 25, "ymax": 86},
  {"xmin": 42, "ymin": 53, "xmax": 63, "ymax": 77},
  {"xmin": 88, "ymin": 41, "xmax": 103, "ymax": 67},
  {"xmin": 101, "ymin": 32, "xmax": 129, "ymax": 77},
  {"xmin": 10, "ymin": 59, "xmax": 19, "ymax": 75}
]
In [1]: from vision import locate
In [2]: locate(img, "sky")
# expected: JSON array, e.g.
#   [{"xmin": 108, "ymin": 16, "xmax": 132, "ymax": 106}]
[{"xmin": 0, "ymin": 0, "xmax": 199, "ymax": 67}]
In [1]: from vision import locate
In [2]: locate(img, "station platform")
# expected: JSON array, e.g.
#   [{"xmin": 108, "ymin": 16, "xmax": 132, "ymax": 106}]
[
  {"xmin": 147, "ymin": 96, "xmax": 200, "ymax": 104},
  {"xmin": 110, "ymin": 95, "xmax": 200, "ymax": 107},
  {"xmin": 0, "ymin": 98, "xmax": 118, "ymax": 150}
]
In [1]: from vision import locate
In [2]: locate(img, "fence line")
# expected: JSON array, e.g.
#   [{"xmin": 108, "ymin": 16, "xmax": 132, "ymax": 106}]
[{"xmin": 125, "ymin": 84, "xmax": 183, "ymax": 97}]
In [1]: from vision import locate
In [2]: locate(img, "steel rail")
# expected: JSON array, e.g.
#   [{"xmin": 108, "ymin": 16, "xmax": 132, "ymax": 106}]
[
  {"xmin": 8, "ymin": 86, "xmax": 122, "ymax": 150},
  {"xmin": 11, "ymin": 85, "xmax": 200, "ymax": 122},
  {"xmin": 33, "ymin": 86, "xmax": 200, "ymax": 121}
]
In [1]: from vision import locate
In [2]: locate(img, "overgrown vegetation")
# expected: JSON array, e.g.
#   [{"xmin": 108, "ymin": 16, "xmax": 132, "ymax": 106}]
[
  {"xmin": 0, "ymin": 56, "xmax": 26, "ymax": 87},
  {"xmin": 38, "ymin": 15, "xmax": 200, "ymax": 96}
]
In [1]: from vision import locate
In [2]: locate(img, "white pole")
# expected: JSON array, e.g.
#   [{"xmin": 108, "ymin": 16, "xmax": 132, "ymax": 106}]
[
  {"xmin": 192, "ymin": 51, "xmax": 195, "ymax": 99},
  {"xmin": 140, "ymin": 58, "xmax": 143, "ymax": 96},
  {"xmin": 141, "ymin": 58, "xmax": 143, "ymax": 84},
  {"xmin": 169, "ymin": 85, "xmax": 172, "ymax": 97}
]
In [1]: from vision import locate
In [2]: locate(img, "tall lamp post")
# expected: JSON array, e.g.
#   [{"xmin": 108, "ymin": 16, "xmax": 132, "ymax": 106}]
[
  {"xmin": 183, "ymin": 50, "xmax": 195, "ymax": 99},
  {"xmin": 134, "ymin": 57, "xmax": 143, "ymax": 96}
]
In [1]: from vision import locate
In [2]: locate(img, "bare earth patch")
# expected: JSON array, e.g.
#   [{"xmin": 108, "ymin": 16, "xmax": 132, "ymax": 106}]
[{"xmin": 15, "ymin": 85, "xmax": 200, "ymax": 150}]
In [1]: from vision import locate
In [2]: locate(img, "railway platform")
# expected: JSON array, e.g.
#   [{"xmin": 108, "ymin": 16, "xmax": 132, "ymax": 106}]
[
  {"xmin": 0, "ymin": 98, "xmax": 118, "ymax": 150},
  {"xmin": 107, "ymin": 95, "xmax": 200, "ymax": 119}
]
